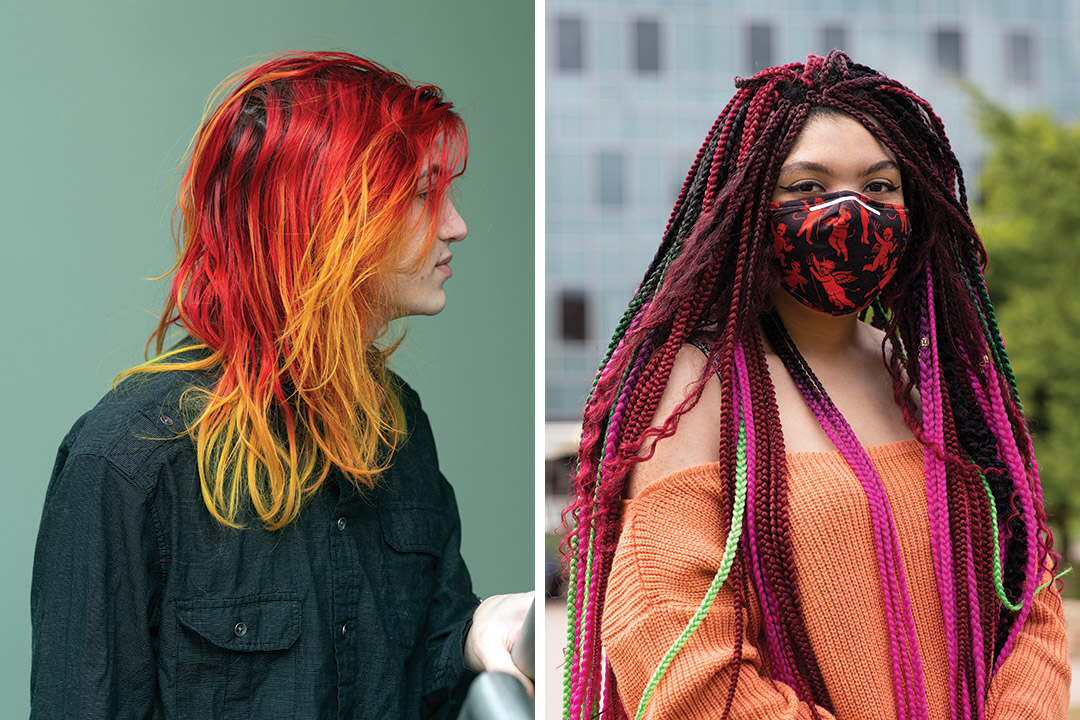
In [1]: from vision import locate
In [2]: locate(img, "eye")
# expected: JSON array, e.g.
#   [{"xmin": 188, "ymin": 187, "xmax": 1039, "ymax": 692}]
[
  {"xmin": 777, "ymin": 180, "xmax": 823, "ymax": 193},
  {"xmin": 414, "ymin": 184, "xmax": 434, "ymax": 205},
  {"xmin": 864, "ymin": 180, "xmax": 900, "ymax": 193},
  {"xmin": 415, "ymin": 176, "xmax": 434, "ymax": 202}
]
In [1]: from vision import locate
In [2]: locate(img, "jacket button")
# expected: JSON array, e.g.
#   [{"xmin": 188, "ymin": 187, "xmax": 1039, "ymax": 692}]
[
  {"xmin": 336, "ymin": 516, "xmax": 347, "ymax": 531},
  {"xmin": 340, "ymin": 622, "xmax": 348, "ymax": 637},
  {"xmin": 234, "ymin": 621, "xmax": 247, "ymax": 637}
]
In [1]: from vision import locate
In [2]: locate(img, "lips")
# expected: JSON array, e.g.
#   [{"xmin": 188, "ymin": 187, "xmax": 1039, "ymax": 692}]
[{"xmin": 436, "ymin": 255, "xmax": 452, "ymax": 276}]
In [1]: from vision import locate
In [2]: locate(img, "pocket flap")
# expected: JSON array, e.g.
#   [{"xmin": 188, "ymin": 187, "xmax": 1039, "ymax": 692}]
[
  {"xmin": 177, "ymin": 593, "xmax": 301, "ymax": 652},
  {"xmin": 378, "ymin": 504, "xmax": 449, "ymax": 554}
]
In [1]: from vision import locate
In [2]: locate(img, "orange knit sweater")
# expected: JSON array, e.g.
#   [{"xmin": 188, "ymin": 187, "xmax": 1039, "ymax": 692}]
[{"xmin": 602, "ymin": 439, "xmax": 1069, "ymax": 719}]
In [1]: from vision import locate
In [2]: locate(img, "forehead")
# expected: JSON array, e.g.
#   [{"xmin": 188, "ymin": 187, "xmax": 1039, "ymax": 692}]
[{"xmin": 780, "ymin": 112, "xmax": 898, "ymax": 169}]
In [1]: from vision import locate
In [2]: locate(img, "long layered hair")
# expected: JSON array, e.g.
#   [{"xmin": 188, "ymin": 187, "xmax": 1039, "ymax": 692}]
[
  {"xmin": 563, "ymin": 51, "xmax": 1055, "ymax": 720},
  {"xmin": 121, "ymin": 51, "xmax": 466, "ymax": 530}
]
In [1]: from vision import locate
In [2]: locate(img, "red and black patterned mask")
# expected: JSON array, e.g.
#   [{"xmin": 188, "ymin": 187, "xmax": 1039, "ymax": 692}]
[{"xmin": 769, "ymin": 190, "xmax": 910, "ymax": 316}]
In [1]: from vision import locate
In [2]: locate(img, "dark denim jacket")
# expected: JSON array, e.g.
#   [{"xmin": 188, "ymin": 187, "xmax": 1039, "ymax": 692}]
[{"xmin": 31, "ymin": 360, "xmax": 479, "ymax": 719}]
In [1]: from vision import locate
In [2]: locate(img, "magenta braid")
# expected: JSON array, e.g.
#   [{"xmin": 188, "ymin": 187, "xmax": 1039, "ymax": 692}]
[
  {"xmin": 939, "ymin": 372, "xmax": 990, "ymax": 718},
  {"xmin": 763, "ymin": 311, "xmax": 928, "ymax": 720},
  {"xmin": 587, "ymin": 336, "xmax": 660, "ymax": 716},
  {"xmin": 918, "ymin": 265, "xmax": 960, "ymax": 719},
  {"xmin": 573, "ymin": 334, "xmax": 660, "ymax": 717},
  {"xmin": 967, "ymin": 473, "xmax": 999, "ymax": 675},
  {"xmin": 746, "ymin": 332, "xmax": 831, "ymax": 712},
  {"xmin": 783, "ymin": 334, "xmax": 920, "ymax": 710},
  {"xmin": 602, "ymin": 662, "xmax": 617, "ymax": 719},
  {"xmin": 964, "ymin": 351, "xmax": 1038, "ymax": 670},
  {"xmin": 960, "ymin": 494, "xmax": 987, "ymax": 719},
  {"xmin": 738, "ymin": 356, "xmax": 799, "ymax": 690},
  {"xmin": 982, "ymin": 362, "xmax": 1041, "ymax": 670},
  {"xmin": 964, "ymin": 364, "xmax": 1028, "ymax": 641}
]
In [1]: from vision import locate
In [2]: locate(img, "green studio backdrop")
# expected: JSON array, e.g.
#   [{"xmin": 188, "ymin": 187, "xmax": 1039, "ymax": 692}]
[{"xmin": 0, "ymin": 0, "xmax": 534, "ymax": 710}]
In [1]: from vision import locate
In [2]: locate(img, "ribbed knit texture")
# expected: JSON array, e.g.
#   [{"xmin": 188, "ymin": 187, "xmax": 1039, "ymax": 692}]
[{"xmin": 603, "ymin": 439, "xmax": 1069, "ymax": 719}]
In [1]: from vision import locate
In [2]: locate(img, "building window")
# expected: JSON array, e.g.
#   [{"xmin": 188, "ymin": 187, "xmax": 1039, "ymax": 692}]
[
  {"xmin": 747, "ymin": 23, "xmax": 774, "ymax": 75},
  {"xmin": 633, "ymin": 18, "xmax": 661, "ymax": 73},
  {"xmin": 1006, "ymin": 31, "xmax": 1035, "ymax": 85},
  {"xmin": 934, "ymin": 28, "xmax": 963, "ymax": 76},
  {"xmin": 821, "ymin": 24, "xmax": 847, "ymax": 53},
  {"xmin": 559, "ymin": 291, "xmax": 588, "ymax": 342},
  {"xmin": 556, "ymin": 16, "xmax": 584, "ymax": 72},
  {"xmin": 598, "ymin": 152, "xmax": 625, "ymax": 206}
]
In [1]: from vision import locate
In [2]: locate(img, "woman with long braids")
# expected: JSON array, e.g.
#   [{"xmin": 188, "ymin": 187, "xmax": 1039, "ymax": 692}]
[
  {"xmin": 31, "ymin": 52, "xmax": 531, "ymax": 718},
  {"xmin": 563, "ymin": 51, "xmax": 1068, "ymax": 719}
]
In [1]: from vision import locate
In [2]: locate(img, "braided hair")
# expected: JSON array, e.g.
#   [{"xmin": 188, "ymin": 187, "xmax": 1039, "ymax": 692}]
[{"xmin": 562, "ymin": 50, "xmax": 1056, "ymax": 720}]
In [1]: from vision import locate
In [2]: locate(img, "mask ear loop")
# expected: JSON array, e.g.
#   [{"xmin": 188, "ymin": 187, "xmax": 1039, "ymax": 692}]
[{"xmin": 633, "ymin": 343, "xmax": 752, "ymax": 719}]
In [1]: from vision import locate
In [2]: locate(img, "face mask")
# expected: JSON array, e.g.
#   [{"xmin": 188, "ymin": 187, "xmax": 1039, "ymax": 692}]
[{"xmin": 769, "ymin": 190, "xmax": 910, "ymax": 316}]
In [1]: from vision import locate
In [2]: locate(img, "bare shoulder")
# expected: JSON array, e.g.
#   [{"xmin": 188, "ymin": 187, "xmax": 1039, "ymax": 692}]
[{"xmin": 626, "ymin": 343, "xmax": 724, "ymax": 498}]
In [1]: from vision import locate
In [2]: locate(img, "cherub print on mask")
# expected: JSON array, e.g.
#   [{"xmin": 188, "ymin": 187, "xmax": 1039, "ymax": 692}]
[{"xmin": 770, "ymin": 190, "xmax": 910, "ymax": 315}]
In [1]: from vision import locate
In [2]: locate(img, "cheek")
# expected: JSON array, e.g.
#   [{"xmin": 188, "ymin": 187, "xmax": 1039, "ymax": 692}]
[{"xmin": 396, "ymin": 230, "xmax": 431, "ymax": 274}]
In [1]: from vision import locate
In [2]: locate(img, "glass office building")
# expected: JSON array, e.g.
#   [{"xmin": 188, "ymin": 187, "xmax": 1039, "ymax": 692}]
[{"xmin": 545, "ymin": 0, "xmax": 1080, "ymax": 420}]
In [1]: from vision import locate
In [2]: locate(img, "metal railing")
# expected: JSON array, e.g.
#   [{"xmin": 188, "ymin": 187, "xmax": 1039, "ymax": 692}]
[{"xmin": 457, "ymin": 599, "xmax": 535, "ymax": 719}]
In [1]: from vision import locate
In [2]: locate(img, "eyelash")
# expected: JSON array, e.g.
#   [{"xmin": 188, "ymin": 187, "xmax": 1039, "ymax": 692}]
[
  {"xmin": 778, "ymin": 181, "xmax": 821, "ymax": 193},
  {"xmin": 865, "ymin": 181, "xmax": 900, "ymax": 193},
  {"xmin": 778, "ymin": 180, "xmax": 900, "ymax": 193}
]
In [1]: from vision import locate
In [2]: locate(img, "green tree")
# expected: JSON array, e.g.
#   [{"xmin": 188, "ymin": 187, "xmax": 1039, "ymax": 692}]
[{"xmin": 971, "ymin": 95, "xmax": 1080, "ymax": 574}]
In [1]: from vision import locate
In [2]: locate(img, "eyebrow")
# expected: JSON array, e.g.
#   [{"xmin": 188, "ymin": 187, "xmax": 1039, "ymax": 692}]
[
  {"xmin": 778, "ymin": 159, "xmax": 900, "ymax": 176},
  {"xmin": 418, "ymin": 165, "xmax": 443, "ymax": 180}
]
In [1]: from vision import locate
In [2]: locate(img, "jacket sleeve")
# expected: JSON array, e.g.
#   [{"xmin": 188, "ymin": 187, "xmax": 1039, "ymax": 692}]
[
  {"xmin": 31, "ymin": 445, "xmax": 162, "ymax": 720},
  {"xmin": 393, "ymin": 380, "xmax": 481, "ymax": 718},
  {"xmin": 985, "ymin": 574, "xmax": 1070, "ymax": 719},
  {"xmin": 602, "ymin": 464, "xmax": 838, "ymax": 720},
  {"xmin": 419, "ymin": 474, "xmax": 481, "ymax": 719}
]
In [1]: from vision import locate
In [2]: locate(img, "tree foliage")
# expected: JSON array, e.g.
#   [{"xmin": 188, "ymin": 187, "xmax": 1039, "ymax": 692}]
[{"xmin": 970, "ymin": 93, "xmax": 1080, "ymax": 561}]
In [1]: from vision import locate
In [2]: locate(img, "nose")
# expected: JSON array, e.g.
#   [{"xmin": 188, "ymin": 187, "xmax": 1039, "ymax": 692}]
[{"xmin": 439, "ymin": 202, "xmax": 467, "ymax": 244}]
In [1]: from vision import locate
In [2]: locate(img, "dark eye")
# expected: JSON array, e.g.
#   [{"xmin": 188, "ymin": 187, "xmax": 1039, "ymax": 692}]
[
  {"xmin": 865, "ymin": 181, "xmax": 900, "ymax": 193},
  {"xmin": 778, "ymin": 181, "xmax": 822, "ymax": 193}
]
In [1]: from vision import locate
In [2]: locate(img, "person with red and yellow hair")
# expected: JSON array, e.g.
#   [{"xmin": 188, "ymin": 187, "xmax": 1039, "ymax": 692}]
[{"xmin": 31, "ymin": 51, "xmax": 530, "ymax": 719}]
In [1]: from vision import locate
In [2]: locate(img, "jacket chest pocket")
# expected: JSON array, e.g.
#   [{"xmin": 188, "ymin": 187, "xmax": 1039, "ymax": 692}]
[
  {"xmin": 378, "ymin": 504, "xmax": 448, "ymax": 650},
  {"xmin": 176, "ymin": 593, "xmax": 301, "ymax": 720}
]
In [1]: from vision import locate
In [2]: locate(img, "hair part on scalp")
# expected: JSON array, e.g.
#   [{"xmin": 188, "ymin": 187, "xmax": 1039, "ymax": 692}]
[
  {"xmin": 562, "ymin": 50, "xmax": 1054, "ymax": 719},
  {"xmin": 118, "ymin": 51, "xmax": 467, "ymax": 531}
]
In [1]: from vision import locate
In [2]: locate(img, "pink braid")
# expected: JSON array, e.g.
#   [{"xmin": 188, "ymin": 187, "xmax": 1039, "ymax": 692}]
[
  {"xmin": 920, "ymin": 266, "xmax": 959, "ymax": 720},
  {"xmin": 963, "ymin": 505, "xmax": 987, "ymax": 720},
  {"xmin": 736, "ymin": 344, "xmax": 797, "ymax": 686},
  {"xmin": 767, "ymin": 312, "xmax": 927, "ymax": 719},
  {"xmin": 983, "ymin": 362, "xmax": 1040, "ymax": 670}
]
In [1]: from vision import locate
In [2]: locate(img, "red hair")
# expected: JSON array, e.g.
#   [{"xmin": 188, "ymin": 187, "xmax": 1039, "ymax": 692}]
[{"xmin": 121, "ymin": 51, "xmax": 467, "ymax": 529}]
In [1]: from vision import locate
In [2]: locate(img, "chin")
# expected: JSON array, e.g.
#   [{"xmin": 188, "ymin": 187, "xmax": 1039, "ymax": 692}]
[
  {"xmin": 418, "ymin": 304, "xmax": 446, "ymax": 317},
  {"xmin": 411, "ymin": 293, "xmax": 448, "ymax": 317}
]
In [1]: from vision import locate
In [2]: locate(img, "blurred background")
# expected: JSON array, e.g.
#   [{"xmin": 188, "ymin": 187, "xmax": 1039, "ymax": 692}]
[
  {"xmin": 543, "ymin": 0, "xmax": 1080, "ymax": 716},
  {"xmin": 0, "ymin": 1, "xmax": 533, "ymax": 713}
]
